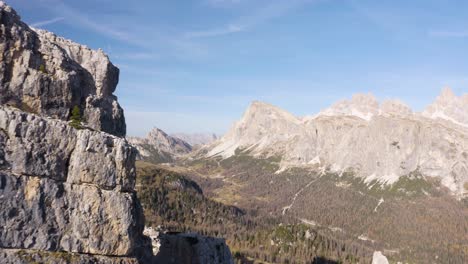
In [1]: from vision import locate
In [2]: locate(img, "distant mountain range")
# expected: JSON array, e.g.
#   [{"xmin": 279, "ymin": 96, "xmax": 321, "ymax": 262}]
[
  {"xmin": 176, "ymin": 88, "xmax": 468, "ymax": 263},
  {"xmin": 127, "ymin": 87, "xmax": 468, "ymax": 262},
  {"xmin": 170, "ymin": 132, "xmax": 218, "ymax": 147},
  {"xmin": 128, "ymin": 128, "xmax": 218, "ymax": 163},
  {"xmin": 204, "ymin": 87, "xmax": 468, "ymax": 197}
]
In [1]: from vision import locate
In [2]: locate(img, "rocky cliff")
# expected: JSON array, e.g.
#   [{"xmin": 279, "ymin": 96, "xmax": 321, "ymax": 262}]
[
  {"xmin": 206, "ymin": 89, "xmax": 468, "ymax": 197},
  {"xmin": 0, "ymin": 2, "xmax": 125, "ymax": 137},
  {"xmin": 0, "ymin": 2, "xmax": 148, "ymax": 259},
  {"xmin": 0, "ymin": 96, "xmax": 148, "ymax": 263},
  {"xmin": 0, "ymin": 2, "xmax": 234, "ymax": 263}
]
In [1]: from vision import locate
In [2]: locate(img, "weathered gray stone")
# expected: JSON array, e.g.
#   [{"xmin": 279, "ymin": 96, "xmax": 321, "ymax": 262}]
[
  {"xmin": 0, "ymin": 106, "xmax": 136, "ymax": 191},
  {"xmin": 68, "ymin": 128, "xmax": 136, "ymax": 192},
  {"xmin": 0, "ymin": 172, "xmax": 143, "ymax": 256},
  {"xmin": 144, "ymin": 227, "xmax": 234, "ymax": 264},
  {"xmin": 0, "ymin": 107, "xmax": 76, "ymax": 181},
  {"xmin": 0, "ymin": 3, "xmax": 235, "ymax": 263},
  {"xmin": 0, "ymin": 248, "xmax": 140, "ymax": 264},
  {"xmin": 0, "ymin": 2, "xmax": 125, "ymax": 136}
]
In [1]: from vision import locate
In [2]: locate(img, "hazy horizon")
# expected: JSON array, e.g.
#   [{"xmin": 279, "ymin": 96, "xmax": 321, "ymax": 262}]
[{"xmin": 9, "ymin": 0, "xmax": 468, "ymax": 136}]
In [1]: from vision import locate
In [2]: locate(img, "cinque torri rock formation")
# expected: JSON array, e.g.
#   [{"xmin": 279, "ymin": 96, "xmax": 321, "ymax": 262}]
[
  {"xmin": 128, "ymin": 128, "xmax": 192, "ymax": 163},
  {"xmin": 206, "ymin": 88, "xmax": 468, "ymax": 197},
  {"xmin": 0, "ymin": 2, "xmax": 233, "ymax": 263}
]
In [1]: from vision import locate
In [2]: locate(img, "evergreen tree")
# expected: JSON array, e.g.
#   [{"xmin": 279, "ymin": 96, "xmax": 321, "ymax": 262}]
[{"xmin": 70, "ymin": 105, "xmax": 82, "ymax": 129}]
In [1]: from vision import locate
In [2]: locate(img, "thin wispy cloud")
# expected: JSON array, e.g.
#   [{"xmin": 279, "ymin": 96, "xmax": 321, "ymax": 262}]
[
  {"xmin": 114, "ymin": 52, "xmax": 160, "ymax": 60},
  {"xmin": 205, "ymin": 0, "xmax": 242, "ymax": 7},
  {"xmin": 36, "ymin": 0, "xmax": 143, "ymax": 47},
  {"xmin": 31, "ymin": 16, "xmax": 64, "ymax": 27},
  {"xmin": 187, "ymin": 0, "xmax": 317, "ymax": 38},
  {"xmin": 185, "ymin": 24, "xmax": 244, "ymax": 38},
  {"xmin": 429, "ymin": 30, "xmax": 468, "ymax": 38},
  {"xmin": 208, "ymin": 0, "xmax": 242, "ymax": 4},
  {"xmin": 34, "ymin": 0, "xmax": 208, "ymax": 59}
]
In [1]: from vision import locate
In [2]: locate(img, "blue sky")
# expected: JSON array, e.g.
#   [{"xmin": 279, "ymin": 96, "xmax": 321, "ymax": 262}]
[{"xmin": 7, "ymin": 0, "xmax": 468, "ymax": 136}]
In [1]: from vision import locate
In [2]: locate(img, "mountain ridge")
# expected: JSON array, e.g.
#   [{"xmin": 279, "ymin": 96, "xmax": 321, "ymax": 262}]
[
  {"xmin": 204, "ymin": 88, "xmax": 468, "ymax": 197},
  {"xmin": 128, "ymin": 127, "xmax": 193, "ymax": 163},
  {"xmin": 170, "ymin": 132, "xmax": 218, "ymax": 147}
]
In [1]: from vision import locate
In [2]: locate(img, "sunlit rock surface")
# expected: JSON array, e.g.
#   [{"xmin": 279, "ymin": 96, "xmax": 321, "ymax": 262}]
[
  {"xmin": 0, "ymin": 1, "xmax": 125, "ymax": 136},
  {"xmin": 205, "ymin": 89, "xmax": 468, "ymax": 197}
]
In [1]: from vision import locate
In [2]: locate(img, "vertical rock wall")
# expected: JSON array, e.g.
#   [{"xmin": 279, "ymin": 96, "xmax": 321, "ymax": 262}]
[
  {"xmin": 0, "ymin": 2, "xmax": 125, "ymax": 137},
  {"xmin": 0, "ymin": 2, "xmax": 234, "ymax": 263},
  {"xmin": 0, "ymin": 106, "xmax": 149, "ymax": 263},
  {"xmin": 0, "ymin": 2, "xmax": 149, "ymax": 262}
]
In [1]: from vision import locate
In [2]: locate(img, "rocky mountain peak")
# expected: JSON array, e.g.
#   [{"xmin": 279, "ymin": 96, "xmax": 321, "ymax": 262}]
[
  {"xmin": 148, "ymin": 127, "xmax": 171, "ymax": 141},
  {"xmin": 440, "ymin": 86, "xmax": 456, "ymax": 100},
  {"xmin": 318, "ymin": 93, "xmax": 380, "ymax": 121},
  {"xmin": 128, "ymin": 127, "xmax": 192, "ymax": 163},
  {"xmin": 380, "ymin": 99, "xmax": 412, "ymax": 117},
  {"xmin": 0, "ymin": 1, "xmax": 13, "ymax": 13},
  {"xmin": 423, "ymin": 87, "xmax": 468, "ymax": 127},
  {"xmin": 243, "ymin": 101, "xmax": 301, "ymax": 124},
  {"xmin": 207, "ymin": 101, "xmax": 303, "ymax": 158},
  {"xmin": 32, "ymin": 28, "xmax": 119, "ymax": 97},
  {"xmin": 146, "ymin": 128, "xmax": 192, "ymax": 151},
  {"xmin": 205, "ymin": 91, "xmax": 468, "ymax": 197}
]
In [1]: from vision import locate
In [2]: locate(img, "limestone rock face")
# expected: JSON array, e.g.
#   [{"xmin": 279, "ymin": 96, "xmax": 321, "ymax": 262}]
[
  {"xmin": 206, "ymin": 89, "xmax": 468, "ymax": 197},
  {"xmin": 0, "ymin": 106, "xmax": 147, "ymax": 259},
  {"xmin": 0, "ymin": 3, "xmax": 235, "ymax": 264},
  {"xmin": 0, "ymin": 107, "xmax": 136, "ymax": 191},
  {"xmin": 128, "ymin": 128, "xmax": 192, "ymax": 163},
  {"xmin": 0, "ymin": 2, "xmax": 125, "ymax": 136},
  {"xmin": 0, "ymin": 2, "xmax": 150, "ymax": 262},
  {"xmin": 144, "ymin": 227, "xmax": 234, "ymax": 264}
]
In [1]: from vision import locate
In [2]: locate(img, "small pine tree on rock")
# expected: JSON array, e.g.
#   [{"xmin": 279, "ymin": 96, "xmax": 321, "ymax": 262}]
[
  {"xmin": 70, "ymin": 105, "xmax": 82, "ymax": 129},
  {"xmin": 39, "ymin": 64, "xmax": 47, "ymax": 74}
]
